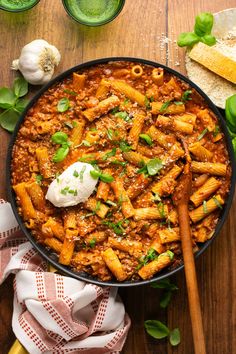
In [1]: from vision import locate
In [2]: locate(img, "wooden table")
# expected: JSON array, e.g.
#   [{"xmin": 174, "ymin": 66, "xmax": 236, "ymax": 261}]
[{"xmin": 0, "ymin": 0, "xmax": 235, "ymax": 353}]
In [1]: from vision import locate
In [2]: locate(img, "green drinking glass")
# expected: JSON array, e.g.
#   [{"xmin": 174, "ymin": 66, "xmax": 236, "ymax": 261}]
[
  {"xmin": 0, "ymin": 0, "xmax": 40, "ymax": 12},
  {"xmin": 62, "ymin": 0, "xmax": 126, "ymax": 26}
]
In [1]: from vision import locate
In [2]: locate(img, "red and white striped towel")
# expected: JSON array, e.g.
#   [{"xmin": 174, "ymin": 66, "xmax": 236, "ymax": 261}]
[{"xmin": 0, "ymin": 200, "xmax": 131, "ymax": 354}]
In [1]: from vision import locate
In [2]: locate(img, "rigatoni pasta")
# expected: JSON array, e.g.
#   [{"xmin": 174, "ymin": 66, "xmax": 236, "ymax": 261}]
[{"xmin": 11, "ymin": 60, "xmax": 231, "ymax": 283}]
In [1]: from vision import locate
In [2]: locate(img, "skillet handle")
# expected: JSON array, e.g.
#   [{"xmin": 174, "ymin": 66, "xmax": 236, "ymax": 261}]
[{"xmin": 8, "ymin": 340, "xmax": 28, "ymax": 354}]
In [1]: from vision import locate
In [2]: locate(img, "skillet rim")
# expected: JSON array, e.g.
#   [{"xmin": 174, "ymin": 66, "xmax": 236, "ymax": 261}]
[{"xmin": 6, "ymin": 57, "xmax": 236, "ymax": 287}]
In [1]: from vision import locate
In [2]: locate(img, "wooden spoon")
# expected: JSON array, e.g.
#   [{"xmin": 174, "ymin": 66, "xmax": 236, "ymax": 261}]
[{"xmin": 173, "ymin": 140, "xmax": 206, "ymax": 354}]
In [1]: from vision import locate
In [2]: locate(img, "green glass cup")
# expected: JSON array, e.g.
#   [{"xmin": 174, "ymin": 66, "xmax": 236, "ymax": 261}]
[
  {"xmin": 62, "ymin": 0, "xmax": 126, "ymax": 26},
  {"xmin": 0, "ymin": 0, "xmax": 40, "ymax": 12}
]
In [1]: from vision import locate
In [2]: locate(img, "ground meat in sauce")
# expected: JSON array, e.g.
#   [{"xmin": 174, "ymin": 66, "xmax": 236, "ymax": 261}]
[{"xmin": 11, "ymin": 61, "xmax": 231, "ymax": 282}]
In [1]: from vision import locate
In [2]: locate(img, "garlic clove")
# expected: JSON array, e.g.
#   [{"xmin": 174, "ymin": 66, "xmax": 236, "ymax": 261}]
[{"xmin": 12, "ymin": 39, "xmax": 61, "ymax": 85}]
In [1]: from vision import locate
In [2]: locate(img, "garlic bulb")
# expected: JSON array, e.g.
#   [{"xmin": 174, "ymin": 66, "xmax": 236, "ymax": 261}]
[{"xmin": 12, "ymin": 39, "xmax": 61, "ymax": 85}]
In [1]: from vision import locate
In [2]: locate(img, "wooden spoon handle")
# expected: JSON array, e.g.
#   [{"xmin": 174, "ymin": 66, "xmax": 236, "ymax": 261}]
[{"xmin": 178, "ymin": 203, "xmax": 206, "ymax": 354}]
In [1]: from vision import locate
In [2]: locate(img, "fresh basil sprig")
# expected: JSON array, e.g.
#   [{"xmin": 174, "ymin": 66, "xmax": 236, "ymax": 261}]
[
  {"xmin": 144, "ymin": 320, "xmax": 180, "ymax": 346},
  {"xmin": 0, "ymin": 76, "xmax": 29, "ymax": 132},
  {"xmin": 151, "ymin": 278, "xmax": 178, "ymax": 308},
  {"xmin": 51, "ymin": 131, "xmax": 71, "ymax": 162},
  {"xmin": 177, "ymin": 12, "xmax": 216, "ymax": 48}
]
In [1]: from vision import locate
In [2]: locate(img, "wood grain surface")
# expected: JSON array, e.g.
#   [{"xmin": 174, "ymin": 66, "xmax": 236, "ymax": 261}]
[{"xmin": 0, "ymin": 1, "xmax": 235, "ymax": 353}]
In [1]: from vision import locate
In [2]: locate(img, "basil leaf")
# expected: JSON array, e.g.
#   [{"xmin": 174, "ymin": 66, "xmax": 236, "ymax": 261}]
[
  {"xmin": 177, "ymin": 32, "xmax": 199, "ymax": 47},
  {"xmin": 151, "ymin": 278, "xmax": 178, "ymax": 291},
  {"xmin": 51, "ymin": 131, "xmax": 68, "ymax": 144},
  {"xmin": 15, "ymin": 98, "xmax": 29, "ymax": 113},
  {"xmin": 169, "ymin": 328, "xmax": 181, "ymax": 346},
  {"xmin": 57, "ymin": 97, "xmax": 70, "ymax": 112},
  {"xmin": 160, "ymin": 290, "xmax": 172, "ymax": 308},
  {"xmin": 139, "ymin": 134, "xmax": 153, "ymax": 146},
  {"xmin": 0, "ymin": 108, "xmax": 20, "ymax": 132},
  {"xmin": 13, "ymin": 77, "xmax": 28, "ymax": 97},
  {"xmin": 194, "ymin": 12, "xmax": 214, "ymax": 36},
  {"xmin": 147, "ymin": 158, "xmax": 163, "ymax": 176},
  {"xmin": 100, "ymin": 173, "xmax": 114, "ymax": 183},
  {"xmin": 225, "ymin": 95, "xmax": 236, "ymax": 132},
  {"xmin": 90, "ymin": 170, "xmax": 114, "ymax": 183},
  {"xmin": 52, "ymin": 146, "xmax": 69, "ymax": 162},
  {"xmin": 144, "ymin": 320, "xmax": 170, "ymax": 339},
  {"xmin": 200, "ymin": 34, "xmax": 216, "ymax": 46},
  {"xmin": 0, "ymin": 88, "xmax": 16, "ymax": 109}
]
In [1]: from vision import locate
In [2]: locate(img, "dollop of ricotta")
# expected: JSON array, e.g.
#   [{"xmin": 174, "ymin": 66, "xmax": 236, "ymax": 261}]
[{"xmin": 46, "ymin": 162, "xmax": 98, "ymax": 207}]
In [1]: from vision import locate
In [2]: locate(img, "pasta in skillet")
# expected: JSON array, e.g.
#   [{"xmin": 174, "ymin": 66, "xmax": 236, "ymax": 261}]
[{"xmin": 12, "ymin": 61, "xmax": 231, "ymax": 282}]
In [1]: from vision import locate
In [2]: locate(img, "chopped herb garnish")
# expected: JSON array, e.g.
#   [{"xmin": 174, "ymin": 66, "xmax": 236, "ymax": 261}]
[
  {"xmin": 95, "ymin": 201, "xmax": 101, "ymax": 212},
  {"xmin": 35, "ymin": 174, "xmax": 43, "ymax": 185},
  {"xmin": 119, "ymin": 141, "xmax": 132, "ymax": 152},
  {"xmin": 203, "ymin": 200, "xmax": 208, "ymax": 214},
  {"xmin": 139, "ymin": 133, "xmax": 153, "ymax": 146},
  {"xmin": 182, "ymin": 90, "xmax": 192, "ymax": 102},
  {"xmin": 68, "ymin": 189, "xmax": 77, "ymax": 196},
  {"xmin": 157, "ymin": 202, "xmax": 166, "ymax": 218},
  {"xmin": 150, "ymin": 96, "xmax": 154, "ymax": 102},
  {"xmin": 114, "ymin": 111, "xmax": 131, "ymax": 122},
  {"xmin": 102, "ymin": 148, "xmax": 117, "ymax": 161},
  {"xmin": 89, "ymin": 127, "xmax": 97, "ymax": 132},
  {"xmin": 64, "ymin": 121, "xmax": 74, "ymax": 129},
  {"xmin": 78, "ymin": 154, "xmax": 97, "ymax": 164},
  {"xmin": 90, "ymin": 170, "xmax": 114, "ymax": 183},
  {"xmin": 106, "ymin": 200, "xmax": 117, "ymax": 207},
  {"xmin": 144, "ymin": 95, "xmax": 151, "ymax": 109},
  {"xmin": 136, "ymin": 248, "xmax": 157, "ymax": 270},
  {"xmin": 60, "ymin": 186, "xmax": 70, "ymax": 195},
  {"xmin": 79, "ymin": 165, "xmax": 86, "ymax": 182},
  {"xmin": 160, "ymin": 100, "xmax": 171, "ymax": 113},
  {"xmin": 107, "ymin": 128, "xmax": 114, "ymax": 140},
  {"xmin": 73, "ymin": 170, "xmax": 79, "ymax": 178},
  {"xmin": 102, "ymin": 220, "xmax": 126, "ymax": 235},
  {"xmin": 174, "ymin": 101, "xmax": 184, "ymax": 105},
  {"xmin": 81, "ymin": 140, "xmax": 91, "ymax": 147},
  {"xmin": 63, "ymin": 89, "xmax": 77, "ymax": 96},
  {"xmin": 111, "ymin": 159, "xmax": 127, "ymax": 167},
  {"xmin": 72, "ymin": 120, "xmax": 78, "ymax": 127},
  {"xmin": 213, "ymin": 125, "xmax": 220, "ymax": 137},
  {"xmin": 213, "ymin": 196, "xmax": 223, "ymax": 209},
  {"xmin": 123, "ymin": 98, "xmax": 130, "ymax": 105},
  {"xmin": 89, "ymin": 238, "xmax": 96, "ymax": 248},
  {"xmin": 197, "ymin": 128, "xmax": 208, "ymax": 141},
  {"xmin": 111, "ymin": 106, "xmax": 119, "ymax": 114},
  {"xmin": 152, "ymin": 192, "xmax": 161, "ymax": 202}
]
